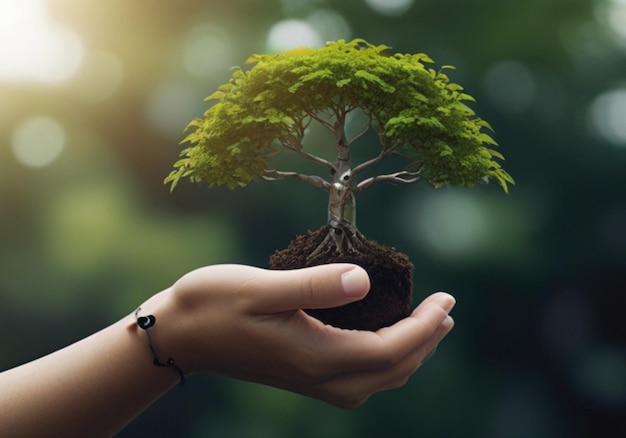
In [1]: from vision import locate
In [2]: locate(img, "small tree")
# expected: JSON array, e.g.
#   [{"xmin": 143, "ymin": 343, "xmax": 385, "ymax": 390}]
[{"xmin": 166, "ymin": 39, "xmax": 513, "ymax": 256}]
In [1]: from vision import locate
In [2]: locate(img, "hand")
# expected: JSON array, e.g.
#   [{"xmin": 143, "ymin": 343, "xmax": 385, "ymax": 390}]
[{"xmin": 142, "ymin": 264, "xmax": 455, "ymax": 408}]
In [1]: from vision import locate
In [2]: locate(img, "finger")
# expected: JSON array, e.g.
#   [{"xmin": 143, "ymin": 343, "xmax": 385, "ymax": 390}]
[
  {"xmin": 371, "ymin": 295, "xmax": 454, "ymax": 363},
  {"xmin": 410, "ymin": 291, "xmax": 456, "ymax": 317},
  {"xmin": 298, "ymin": 315, "xmax": 456, "ymax": 408},
  {"xmin": 308, "ymin": 294, "xmax": 455, "ymax": 374},
  {"xmin": 251, "ymin": 264, "xmax": 370, "ymax": 314},
  {"xmin": 383, "ymin": 314, "xmax": 455, "ymax": 385},
  {"xmin": 418, "ymin": 314, "xmax": 454, "ymax": 363}
]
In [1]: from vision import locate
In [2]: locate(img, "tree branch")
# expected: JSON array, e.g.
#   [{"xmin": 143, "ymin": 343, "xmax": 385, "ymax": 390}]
[
  {"xmin": 351, "ymin": 149, "xmax": 388, "ymax": 176},
  {"xmin": 351, "ymin": 137, "xmax": 405, "ymax": 175},
  {"xmin": 295, "ymin": 146, "xmax": 336, "ymax": 170},
  {"xmin": 280, "ymin": 136, "xmax": 336, "ymax": 171},
  {"xmin": 354, "ymin": 170, "xmax": 421, "ymax": 194},
  {"xmin": 347, "ymin": 118, "xmax": 371, "ymax": 146},
  {"xmin": 263, "ymin": 169, "xmax": 331, "ymax": 190},
  {"xmin": 306, "ymin": 110, "xmax": 335, "ymax": 132}
]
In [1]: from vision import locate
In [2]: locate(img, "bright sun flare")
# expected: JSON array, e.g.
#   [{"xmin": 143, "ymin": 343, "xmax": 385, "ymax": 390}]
[{"xmin": 0, "ymin": 0, "xmax": 84, "ymax": 83}]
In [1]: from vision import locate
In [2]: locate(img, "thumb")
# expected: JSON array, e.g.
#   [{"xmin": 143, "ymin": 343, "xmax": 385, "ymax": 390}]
[{"xmin": 253, "ymin": 264, "xmax": 370, "ymax": 314}]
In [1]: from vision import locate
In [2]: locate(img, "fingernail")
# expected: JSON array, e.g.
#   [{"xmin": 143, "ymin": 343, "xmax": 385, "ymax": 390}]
[{"xmin": 341, "ymin": 267, "xmax": 370, "ymax": 297}]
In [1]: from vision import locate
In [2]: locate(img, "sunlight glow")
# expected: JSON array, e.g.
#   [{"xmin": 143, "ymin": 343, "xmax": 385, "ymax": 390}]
[
  {"xmin": 0, "ymin": 0, "xmax": 84, "ymax": 83},
  {"xmin": 11, "ymin": 116, "xmax": 66, "ymax": 168}
]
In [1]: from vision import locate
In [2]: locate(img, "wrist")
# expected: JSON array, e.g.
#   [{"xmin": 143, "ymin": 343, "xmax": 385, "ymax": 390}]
[
  {"xmin": 134, "ymin": 307, "xmax": 186, "ymax": 385},
  {"xmin": 132, "ymin": 288, "xmax": 193, "ymax": 379}
]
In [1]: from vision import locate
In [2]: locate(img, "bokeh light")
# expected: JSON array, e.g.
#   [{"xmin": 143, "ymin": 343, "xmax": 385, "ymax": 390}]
[
  {"xmin": 398, "ymin": 188, "xmax": 538, "ymax": 264},
  {"xmin": 0, "ymin": 0, "xmax": 84, "ymax": 83},
  {"xmin": 266, "ymin": 10, "xmax": 351, "ymax": 53},
  {"xmin": 405, "ymin": 190, "xmax": 489, "ymax": 259},
  {"xmin": 595, "ymin": 0, "xmax": 626, "ymax": 48},
  {"xmin": 183, "ymin": 24, "xmax": 234, "ymax": 79},
  {"xmin": 306, "ymin": 9, "xmax": 352, "ymax": 42},
  {"xmin": 364, "ymin": 0, "xmax": 415, "ymax": 17},
  {"xmin": 11, "ymin": 116, "xmax": 66, "ymax": 168},
  {"xmin": 144, "ymin": 81, "xmax": 202, "ymax": 140},
  {"xmin": 588, "ymin": 87, "xmax": 626, "ymax": 147},
  {"xmin": 266, "ymin": 19, "xmax": 324, "ymax": 52}
]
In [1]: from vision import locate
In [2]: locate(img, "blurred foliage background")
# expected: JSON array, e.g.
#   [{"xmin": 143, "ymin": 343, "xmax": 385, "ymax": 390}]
[{"xmin": 1, "ymin": 0, "xmax": 625, "ymax": 436}]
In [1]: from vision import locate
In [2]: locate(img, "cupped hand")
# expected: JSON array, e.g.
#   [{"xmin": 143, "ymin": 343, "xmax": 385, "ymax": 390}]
[{"xmin": 142, "ymin": 264, "xmax": 455, "ymax": 408}]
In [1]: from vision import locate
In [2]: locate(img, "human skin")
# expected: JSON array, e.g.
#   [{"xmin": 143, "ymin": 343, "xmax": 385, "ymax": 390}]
[{"xmin": 0, "ymin": 263, "xmax": 455, "ymax": 437}]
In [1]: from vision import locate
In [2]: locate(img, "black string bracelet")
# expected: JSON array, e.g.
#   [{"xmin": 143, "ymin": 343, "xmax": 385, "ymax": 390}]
[{"xmin": 134, "ymin": 307, "xmax": 185, "ymax": 386}]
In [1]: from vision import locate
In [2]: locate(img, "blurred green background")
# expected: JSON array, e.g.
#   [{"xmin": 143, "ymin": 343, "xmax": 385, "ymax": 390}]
[{"xmin": 1, "ymin": 0, "xmax": 625, "ymax": 436}]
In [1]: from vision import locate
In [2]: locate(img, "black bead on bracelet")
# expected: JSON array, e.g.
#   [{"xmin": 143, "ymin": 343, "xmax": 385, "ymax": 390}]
[{"xmin": 134, "ymin": 307, "xmax": 185, "ymax": 386}]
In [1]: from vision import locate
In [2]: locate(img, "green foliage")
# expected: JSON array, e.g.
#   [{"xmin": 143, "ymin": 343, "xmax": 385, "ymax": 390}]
[{"xmin": 165, "ymin": 39, "xmax": 513, "ymax": 192}]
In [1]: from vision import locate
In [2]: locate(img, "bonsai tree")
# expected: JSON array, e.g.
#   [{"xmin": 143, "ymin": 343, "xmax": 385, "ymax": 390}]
[{"xmin": 166, "ymin": 39, "xmax": 513, "ymax": 330}]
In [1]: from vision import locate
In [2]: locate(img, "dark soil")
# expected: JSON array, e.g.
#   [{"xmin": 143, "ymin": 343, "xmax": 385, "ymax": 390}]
[{"xmin": 269, "ymin": 225, "xmax": 413, "ymax": 331}]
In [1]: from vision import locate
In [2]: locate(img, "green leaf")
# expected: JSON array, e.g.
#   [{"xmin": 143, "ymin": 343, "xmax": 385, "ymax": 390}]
[
  {"xmin": 354, "ymin": 70, "xmax": 395, "ymax": 93},
  {"xmin": 205, "ymin": 90, "xmax": 226, "ymax": 102}
]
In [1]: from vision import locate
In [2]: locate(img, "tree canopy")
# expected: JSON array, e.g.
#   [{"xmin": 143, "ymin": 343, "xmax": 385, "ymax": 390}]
[{"xmin": 165, "ymin": 38, "xmax": 513, "ymax": 193}]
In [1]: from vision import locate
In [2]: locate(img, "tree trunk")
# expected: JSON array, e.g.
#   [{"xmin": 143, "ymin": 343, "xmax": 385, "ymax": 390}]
[{"xmin": 316, "ymin": 119, "xmax": 364, "ymax": 255}]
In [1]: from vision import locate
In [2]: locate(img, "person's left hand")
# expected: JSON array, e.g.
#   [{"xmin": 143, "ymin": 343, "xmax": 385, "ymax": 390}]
[{"xmin": 141, "ymin": 263, "xmax": 455, "ymax": 408}]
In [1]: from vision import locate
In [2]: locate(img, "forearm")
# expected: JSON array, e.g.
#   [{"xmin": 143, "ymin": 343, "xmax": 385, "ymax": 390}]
[{"xmin": 0, "ymin": 290, "xmax": 179, "ymax": 437}]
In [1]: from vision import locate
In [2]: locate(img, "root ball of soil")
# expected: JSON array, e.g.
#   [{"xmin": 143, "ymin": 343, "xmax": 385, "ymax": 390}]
[{"xmin": 269, "ymin": 225, "xmax": 413, "ymax": 331}]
